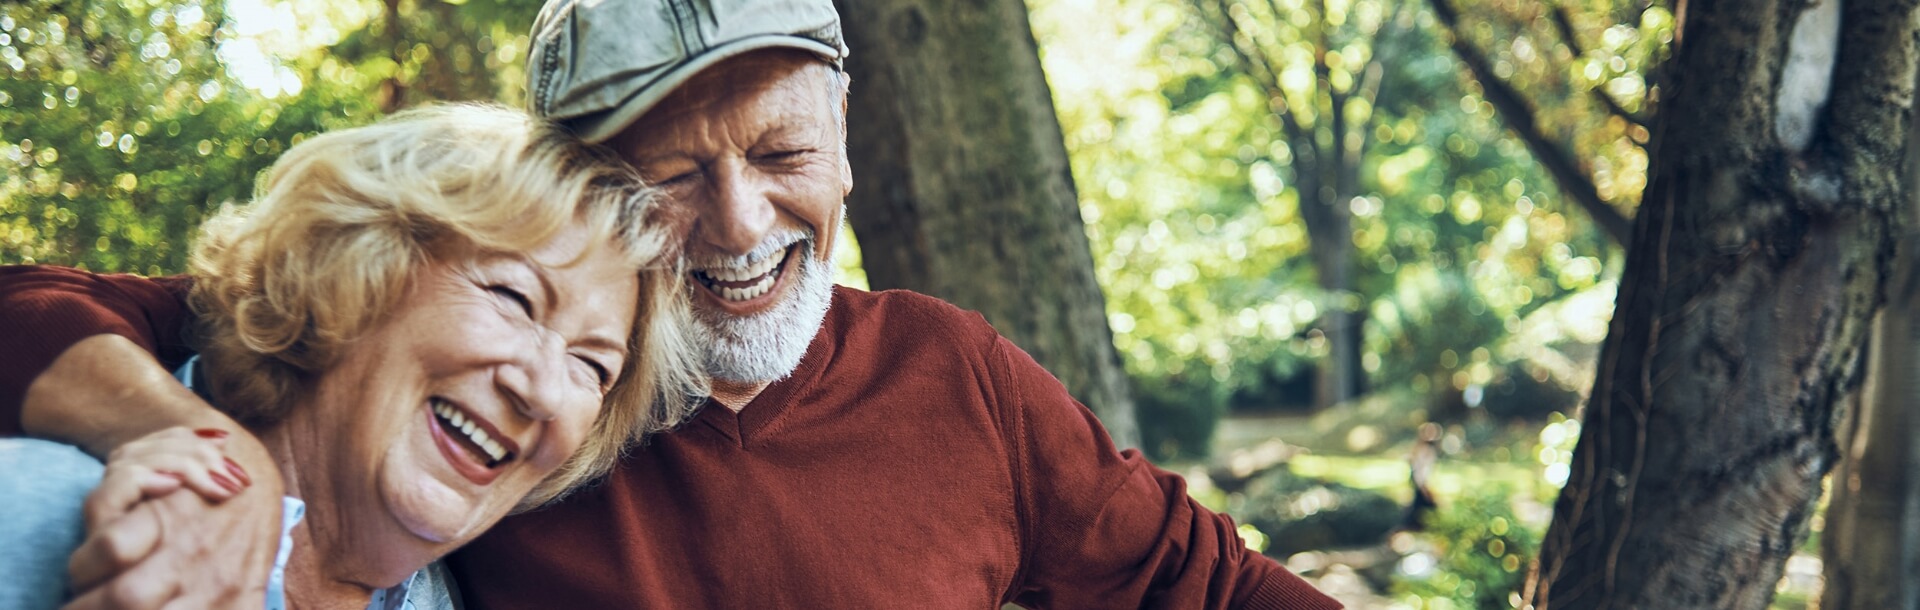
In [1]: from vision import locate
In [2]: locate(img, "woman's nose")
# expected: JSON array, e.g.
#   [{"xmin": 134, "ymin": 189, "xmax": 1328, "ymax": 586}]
[{"xmin": 497, "ymin": 331, "xmax": 571, "ymax": 422}]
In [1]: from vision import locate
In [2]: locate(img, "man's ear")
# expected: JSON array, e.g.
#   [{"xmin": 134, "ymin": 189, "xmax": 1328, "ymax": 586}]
[{"xmin": 837, "ymin": 70, "xmax": 853, "ymax": 195}]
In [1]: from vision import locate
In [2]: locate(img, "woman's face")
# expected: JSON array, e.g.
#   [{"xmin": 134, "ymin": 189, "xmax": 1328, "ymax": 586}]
[{"xmin": 289, "ymin": 221, "xmax": 638, "ymax": 580}]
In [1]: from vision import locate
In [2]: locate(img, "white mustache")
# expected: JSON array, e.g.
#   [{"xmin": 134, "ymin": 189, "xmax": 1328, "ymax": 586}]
[{"xmin": 687, "ymin": 228, "xmax": 811, "ymax": 271}]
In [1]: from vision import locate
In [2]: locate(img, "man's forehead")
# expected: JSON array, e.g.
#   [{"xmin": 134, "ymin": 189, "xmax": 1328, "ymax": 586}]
[{"xmin": 613, "ymin": 56, "xmax": 839, "ymax": 149}]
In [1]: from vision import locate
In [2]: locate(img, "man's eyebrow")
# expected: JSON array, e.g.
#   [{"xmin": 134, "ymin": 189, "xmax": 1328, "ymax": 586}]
[{"xmin": 631, "ymin": 151, "xmax": 696, "ymax": 166}]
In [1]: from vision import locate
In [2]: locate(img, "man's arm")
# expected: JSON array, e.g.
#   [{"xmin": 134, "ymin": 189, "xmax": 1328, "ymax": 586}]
[
  {"xmin": 991, "ymin": 335, "xmax": 1341, "ymax": 609},
  {"xmin": 0, "ymin": 265, "xmax": 195, "ymax": 439}
]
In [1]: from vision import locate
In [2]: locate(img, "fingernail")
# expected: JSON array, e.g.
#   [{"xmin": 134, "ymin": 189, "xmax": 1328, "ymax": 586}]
[
  {"xmin": 194, "ymin": 428, "xmax": 230, "ymax": 440},
  {"xmin": 223, "ymin": 458, "xmax": 252, "ymax": 487},
  {"xmin": 209, "ymin": 470, "xmax": 244, "ymax": 494}
]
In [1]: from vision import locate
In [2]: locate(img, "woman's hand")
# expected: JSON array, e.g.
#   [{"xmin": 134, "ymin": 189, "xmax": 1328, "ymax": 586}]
[
  {"xmin": 61, "ymin": 426, "xmax": 282, "ymax": 610},
  {"xmin": 20, "ymin": 336, "xmax": 281, "ymax": 610},
  {"xmin": 80, "ymin": 426, "xmax": 253, "ymax": 528}
]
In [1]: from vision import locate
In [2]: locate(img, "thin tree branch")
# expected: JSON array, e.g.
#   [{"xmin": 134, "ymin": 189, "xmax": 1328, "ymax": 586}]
[
  {"xmin": 1430, "ymin": 0, "xmax": 1634, "ymax": 246},
  {"xmin": 1353, "ymin": 0, "xmax": 1416, "ymax": 165},
  {"xmin": 1550, "ymin": 5, "xmax": 1652, "ymax": 131},
  {"xmin": 1190, "ymin": 0, "xmax": 1310, "ymax": 144}
]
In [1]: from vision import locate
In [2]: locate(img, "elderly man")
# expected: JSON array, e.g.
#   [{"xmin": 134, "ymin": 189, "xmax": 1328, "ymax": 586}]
[{"xmin": 0, "ymin": 0, "xmax": 1340, "ymax": 608}]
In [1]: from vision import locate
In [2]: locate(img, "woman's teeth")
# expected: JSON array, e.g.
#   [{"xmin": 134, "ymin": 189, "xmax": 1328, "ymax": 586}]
[
  {"xmin": 694, "ymin": 247, "xmax": 788, "ymax": 302},
  {"xmin": 432, "ymin": 399, "xmax": 508, "ymax": 465}
]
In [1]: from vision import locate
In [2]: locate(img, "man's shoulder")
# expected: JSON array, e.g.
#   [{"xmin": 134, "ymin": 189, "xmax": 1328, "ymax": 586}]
[
  {"xmin": 822, "ymin": 285, "xmax": 1005, "ymax": 363},
  {"xmin": 829, "ymin": 285, "xmax": 997, "ymax": 337}
]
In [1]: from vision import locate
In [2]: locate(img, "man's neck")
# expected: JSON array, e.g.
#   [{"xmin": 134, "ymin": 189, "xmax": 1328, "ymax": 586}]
[{"xmin": 710, "ymin": 378, "xmax": 772, "ymax": 412}]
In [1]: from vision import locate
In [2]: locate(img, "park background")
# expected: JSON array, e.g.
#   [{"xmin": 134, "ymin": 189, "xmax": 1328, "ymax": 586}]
[{"xmin": 2, "ymin": 0, "xmax": 1912, "ymax": 608}]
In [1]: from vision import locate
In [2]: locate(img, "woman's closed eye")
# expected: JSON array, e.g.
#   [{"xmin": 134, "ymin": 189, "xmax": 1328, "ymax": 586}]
[
  {"xmin": 575, "ymin": 355, "xmax": 612, "ymax": 391},
  {"xmin": 489, "ymin": 285, "xmax": 535, "ymax": 318}
]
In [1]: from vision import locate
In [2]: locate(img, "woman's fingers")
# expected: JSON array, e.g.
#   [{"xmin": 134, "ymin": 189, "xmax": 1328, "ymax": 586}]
[
  {"xmin": 66, "ymin": 504, "xmax": 164, "ymax": 595},
  {"xmin": 65, "ymin": 490, "xmax": 276, "ymax": 610},
  {"xmin": 94, "ymin": 427, "xmax": 249, "ymax": 517},
  {"xmin": 61, "ymin": 556, "xmax": 181, "ymax": 610}
]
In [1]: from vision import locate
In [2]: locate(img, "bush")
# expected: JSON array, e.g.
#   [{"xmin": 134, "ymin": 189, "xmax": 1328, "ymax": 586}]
[
  {"xmin": 1394, "ymin": 487, "xmax": 1536, "ymax": 609},
  {"xmin": 1237, "ymin": 468, "xmax": 1403, "ymax": 557}
]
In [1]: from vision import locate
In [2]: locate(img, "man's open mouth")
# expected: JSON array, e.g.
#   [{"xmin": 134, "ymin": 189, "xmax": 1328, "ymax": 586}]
[
  {"xmin": 430, "ymin": 398, "xmax": 516, "ymax": 469},
  {"xmin": 691, "ymin": 243, "xmax": 795, "ymax": 302}
]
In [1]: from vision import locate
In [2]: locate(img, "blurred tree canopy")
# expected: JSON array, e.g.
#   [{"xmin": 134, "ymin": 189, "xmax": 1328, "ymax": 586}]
[
  {"xmin": 1031, "ymin": 0, "xmax": 1655, "ymax": 459},
  {"xmin": 0, "ymin": 0, "xmax": 535, "ymax": 274}
]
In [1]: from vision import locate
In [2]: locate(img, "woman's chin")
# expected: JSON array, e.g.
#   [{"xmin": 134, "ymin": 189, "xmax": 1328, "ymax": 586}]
[{"xmin": 378, "ymin": 470, "xmax": 500, "ymax": 549}]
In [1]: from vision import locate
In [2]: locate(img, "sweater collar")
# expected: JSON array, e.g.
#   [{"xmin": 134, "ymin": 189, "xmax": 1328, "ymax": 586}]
[{"xmin": 695, "ymin": 286, "xmax": 846, "ymax": 446}]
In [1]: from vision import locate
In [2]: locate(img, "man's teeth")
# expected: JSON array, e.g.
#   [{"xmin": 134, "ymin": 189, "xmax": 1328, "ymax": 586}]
[
  {"xmin": 697, "ymin": 247, "xmax": 788, "ymax": 302},
  {"xmin": 715, "ymin": 274, "xmax": 778, "ymax": 302},
  {"xmin": 432, "ymin": 399, "xmax": 507, "ymax": 464}
]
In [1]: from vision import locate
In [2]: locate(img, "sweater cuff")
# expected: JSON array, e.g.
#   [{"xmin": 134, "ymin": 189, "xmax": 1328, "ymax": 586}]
[{"xmin": 1242, "ymin": 568, "xmax": 1344, "ymax": 610}]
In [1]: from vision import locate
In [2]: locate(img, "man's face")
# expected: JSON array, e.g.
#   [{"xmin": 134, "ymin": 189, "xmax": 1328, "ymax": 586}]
[{"xmin": 608, "ymin": 51, "xmax": 852, "ymax": 384}]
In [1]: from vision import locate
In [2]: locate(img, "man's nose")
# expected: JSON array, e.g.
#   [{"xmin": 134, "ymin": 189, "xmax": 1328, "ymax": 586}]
[{"xmin": 697, "ymin": 158, "xmax": 776, "ymax": 255}]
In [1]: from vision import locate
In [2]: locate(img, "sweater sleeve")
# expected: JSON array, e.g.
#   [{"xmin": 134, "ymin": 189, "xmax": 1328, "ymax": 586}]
[
  {"xmin": 992, "ymin": 335, "xmax": 1341, "ymax": 610},
  {"xmin": 0, "ymin": 266, "xmax": 196, "ymax": 436}
]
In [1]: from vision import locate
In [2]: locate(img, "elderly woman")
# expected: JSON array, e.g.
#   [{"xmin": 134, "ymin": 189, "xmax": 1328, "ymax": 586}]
[{"xmin": 0, "ymin": 103, "xmax": 702, "ymax": 609}]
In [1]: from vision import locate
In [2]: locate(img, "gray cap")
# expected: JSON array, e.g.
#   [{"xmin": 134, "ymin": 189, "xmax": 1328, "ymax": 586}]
[{"xmin": 526, "ymin": 0, "xmax": 848, "ymax": 144}]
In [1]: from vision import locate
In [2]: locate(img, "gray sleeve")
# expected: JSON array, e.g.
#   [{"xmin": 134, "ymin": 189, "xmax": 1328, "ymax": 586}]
[{"xmin": 0, "ymin": 439, "xmax": 105, "ymax": 610}]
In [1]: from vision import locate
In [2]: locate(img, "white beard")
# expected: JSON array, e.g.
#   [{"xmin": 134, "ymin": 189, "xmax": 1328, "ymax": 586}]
[{"xmin": 685, "ymin": 233, "xmax": 835, "ymax": 384}]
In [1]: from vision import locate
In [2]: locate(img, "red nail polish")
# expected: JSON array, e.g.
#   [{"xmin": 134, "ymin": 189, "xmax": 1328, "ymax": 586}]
[
  {"xmin": 209, "ymin": 471, "xmax": 243, "ymax": 494},
  {"xmin": 223, "ymin": 458, "xmax": 252, "ymax": 487},
  {"xmin": 194, "ymin": 428, "xmax": 230, "ymax": 439}
]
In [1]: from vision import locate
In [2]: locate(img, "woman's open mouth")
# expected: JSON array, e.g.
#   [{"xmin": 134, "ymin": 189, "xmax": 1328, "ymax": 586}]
[{"xmin": 426, "ymin": 397, "xmax": 519, "ymax": 485}]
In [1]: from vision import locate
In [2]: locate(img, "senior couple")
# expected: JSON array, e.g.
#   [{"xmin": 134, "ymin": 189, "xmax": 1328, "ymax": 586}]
[{"xmin": 0, "ymin": 0, "xmax": 1341, "ymax": 608}]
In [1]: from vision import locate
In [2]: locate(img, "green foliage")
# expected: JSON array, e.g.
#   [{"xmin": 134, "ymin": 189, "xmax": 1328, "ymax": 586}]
[
  {"xmin": 1031, "ymin": 0, "xmax": 1644, "ymax": 432},
  {"xmin": 0, "ymin": 0, "xmax": 535, "ymax": 274},
  {"xmin": 1395, "ymin": 487, "xmax": 1536, "ymax": 609},
  {"xmin": 1135, "ymin": 374, "xmax": 1229, "ymax": 461},
  {"xmin": 4, "ymin": 1, "xmax": 343, "ymax": 272}
]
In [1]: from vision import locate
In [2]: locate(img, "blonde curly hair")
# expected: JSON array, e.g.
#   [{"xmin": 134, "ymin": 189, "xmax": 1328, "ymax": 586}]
[{"xmin": 188, "ymin": 103, "xmax": 706, "ymax": 508}]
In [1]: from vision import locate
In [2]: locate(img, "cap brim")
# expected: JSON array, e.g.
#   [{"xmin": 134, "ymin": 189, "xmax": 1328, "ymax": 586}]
[{"xmin": 567, "ymin": 35, "xmax": 842, "ymax": 144}]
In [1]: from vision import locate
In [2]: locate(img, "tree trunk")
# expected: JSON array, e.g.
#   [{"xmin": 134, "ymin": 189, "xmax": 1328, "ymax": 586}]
[
  {"xmin": 1821, "ymin": 64, "xmax": 1920, "ymax": 610},
  {"xmin": 1294, "ymin": 133, "xmax": 1366, "ymax": 411},
  {"xmin": 833, "ymin": 0, "xmax": 1141, "ymax": 448},
  {"xmin": 1525, "ymin": 0, "xmax": 1915, "ymax": 607}
]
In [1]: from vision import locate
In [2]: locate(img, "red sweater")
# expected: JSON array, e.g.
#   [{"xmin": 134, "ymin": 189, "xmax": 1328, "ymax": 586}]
[{"xmin": 0, "ymin": 267, "xmax": 1340, "ymax": 609}]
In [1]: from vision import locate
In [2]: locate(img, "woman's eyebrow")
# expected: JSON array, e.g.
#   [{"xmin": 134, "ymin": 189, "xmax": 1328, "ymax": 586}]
[
  {"xmin": 526, "ymin": 260, "xmax": 561, "ymax": 314},
  {"xmin": 525, "ymin": 262, "xmax": 630, "ymax": 362},
  {"xmin": 576, "ymin": 335, "xmax": 631, "ymax": 363}
]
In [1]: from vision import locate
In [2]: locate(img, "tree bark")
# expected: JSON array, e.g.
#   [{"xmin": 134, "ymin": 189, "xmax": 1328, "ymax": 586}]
[
  {"xmin": 1526, "ymin": 0, "xmax": 1915, "ymax": 607},
  {"xmin": 833, "ymin": 0, "xmax": 1141, "ymax": 448},
  {"xmin": 1820, "ymin": 64, "xmax": 1920, "ymax": 610}
]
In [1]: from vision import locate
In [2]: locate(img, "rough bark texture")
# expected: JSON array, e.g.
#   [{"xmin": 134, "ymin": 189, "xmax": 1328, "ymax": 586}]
[
  {"xmin": 1821, "ymin": 66, "xmax": 1920, "ymax": 610},
  {"xmin": 832, "ymin": 0, "xmax": 1140, "ymax": 448},
  {"xmin": 1526, "ymin": 0, "xmax": 1916, "ymax": 607}
]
